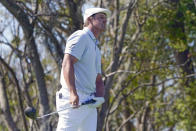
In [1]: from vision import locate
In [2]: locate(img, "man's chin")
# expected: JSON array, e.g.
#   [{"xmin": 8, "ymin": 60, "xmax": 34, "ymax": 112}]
[
  {"xmin": 96, "ymin": 26, "xmax": 106, "ymax": 32},
  {"xmin": 100, "ymin": 27, "xmax": 106, "ymax": 32}
]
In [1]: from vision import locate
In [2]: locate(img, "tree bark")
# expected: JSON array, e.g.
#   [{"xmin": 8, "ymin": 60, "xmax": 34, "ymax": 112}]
[
  {"xmin": 0, "ymin": 0, "xmax": 50, "ymax": 130},
  {"xmin": 121, "ymin": 100, "xmax": 134, "ymax": 131},
  {"xmin": 171, "ymin": 1, "xmax": 195, "ymax": 84},
  {"xmin": 0, "ymin": 56, "xmax": 28, "ymax": 131},
  {"xmin": 0, "ymin": 72, "xmax": 20, "ymax": 131},
  {"xmin": 175, "ymin": 49, "xmax": 195, "ymax": 82},
  {"xmin": 193, "ymin": 0, "xmax": 196, "ymax": 7},
  {"xmin": 65, "ymin": 0, "xmax": 84, "ymax": 32},
  {"xmin": 98, "ymin": 1, "xmax": 137, "ymax": 130}
]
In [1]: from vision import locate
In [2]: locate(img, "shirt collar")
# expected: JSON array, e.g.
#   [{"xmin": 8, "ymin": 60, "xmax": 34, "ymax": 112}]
[{"xmin": 83, "ymin": 27, "xmax": 100, "ymax": 45}]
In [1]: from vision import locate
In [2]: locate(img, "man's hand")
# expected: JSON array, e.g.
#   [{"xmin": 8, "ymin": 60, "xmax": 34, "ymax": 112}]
[
  {"xmin": 70, "ymin": 92, "xmax": 79, "ymax": 108},
  {"xmin": 88, "ymin": 97, "xmax": 105, "ymax": 108}
]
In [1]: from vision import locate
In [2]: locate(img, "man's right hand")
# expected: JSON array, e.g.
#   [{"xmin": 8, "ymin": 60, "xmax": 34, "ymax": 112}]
[{"xmin": 70, "ymin": 92, "xmax": 79, "ymax": 108}]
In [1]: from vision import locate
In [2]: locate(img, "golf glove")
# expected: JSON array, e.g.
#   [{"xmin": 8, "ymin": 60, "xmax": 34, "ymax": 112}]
[{"xmin": 88, "ymin": 97, "xmax": 105, "ymax": 108}]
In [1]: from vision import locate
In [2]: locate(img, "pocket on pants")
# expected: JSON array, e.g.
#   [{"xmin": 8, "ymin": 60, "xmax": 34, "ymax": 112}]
[{"xmin": 56, "ymin": 90, "xmax": 70, "ymax": 111}]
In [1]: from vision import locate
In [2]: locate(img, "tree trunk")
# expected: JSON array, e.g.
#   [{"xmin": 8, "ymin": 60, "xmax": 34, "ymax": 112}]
[
  {"xmin": 98, "ymin": 1, "xmax": 136, "ymax": 130},
  {"xmin": 170, "ymin": 0, "xmax": 195, "ymax": 83},
  {"xmin": 121, "ymin": 100, "xmax": 134, "ymax": 131},
  {"xmin": 0, "ymin": 72, "xmax": 20, "ymax": 131},
  {"xmin": 0, "ymin": 0, "xmax": 50, "ymax": 130},
  {"xmin": 0, "ymin": 56, "xmax": 28, "ymax": 131},
  {"xmin": 175, "ymin": 49, "xmax": 195, "ymax": 83},
  {"xmin": 193, "ymin": 0, "xmax": 196, "ymax": 7},
  {"xmin": 66, "ymin": 0, "xmax": 84, "ymax": 32}
]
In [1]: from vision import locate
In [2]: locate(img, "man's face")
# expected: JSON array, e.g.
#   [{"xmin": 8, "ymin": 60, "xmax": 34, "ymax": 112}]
[{"xmin": 91, "ymin": 13, "xmax": 107, "ymax": 31}]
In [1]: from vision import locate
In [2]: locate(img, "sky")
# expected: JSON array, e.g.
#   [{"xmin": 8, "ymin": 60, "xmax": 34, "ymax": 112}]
[
  {"xmin": 0, "ymin": 1, "xmax": 95, "ymax": 57},
  {"xmin": 0, "ymin": 3, "xmax": 13, "ymax": 57}
]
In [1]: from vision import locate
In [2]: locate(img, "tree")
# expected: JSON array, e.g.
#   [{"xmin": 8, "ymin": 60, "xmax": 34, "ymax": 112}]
[{"xmin": 0, "ymin": 0, "xmax": 195, "ymax": 130}]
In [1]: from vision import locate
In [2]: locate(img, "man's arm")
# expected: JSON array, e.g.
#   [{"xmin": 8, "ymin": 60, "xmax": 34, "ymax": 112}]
[
  {"xmin": 95, "ymin": 74, "xmax": 105, "ymax": 97},
  {"xmin": 62, "ymin": 53, "xmax": 79, "ymax": 106}
]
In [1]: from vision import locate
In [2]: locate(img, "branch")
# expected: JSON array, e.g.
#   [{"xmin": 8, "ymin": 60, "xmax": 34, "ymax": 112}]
[
  {"xmin": 105, "ymin": 70, "xmax": 136, "ymax": 78},
  {"xmin": 115, "ymin": 107, "xmax": 140, "ymax": 131},
  {"xmin": 0, "ymin": 72, "xmax": 20, "ymax": 131},
  {"xmin": 115, "ymin": 0, "xmax": 137, "ymax": 67},
  {"xmin": 109, "ymin": 73, "xmax": 196, "ymax": 115},
  {"xmin": 0, "ymin": 40, "xmax": 23, "ymax": 57},
  {"xmin": 105, "ymin": 59, "xmax": 194, "ymax": 79},
  {"xmin": 0, "ymin": 56, "xmax": 28, "ymax": 131},
  {"xmin": 0, "ymin": 1, "xmax": 51, "ymax": 123}
]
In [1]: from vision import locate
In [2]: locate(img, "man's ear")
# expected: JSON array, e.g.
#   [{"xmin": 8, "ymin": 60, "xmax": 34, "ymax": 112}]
[
  {"xmin": 88, "ymin": 17, "xmax": 93, "ymax": 25},
  {"xmin": 89, "ymin": 16, "xmax": 95, "ymax": 22}
]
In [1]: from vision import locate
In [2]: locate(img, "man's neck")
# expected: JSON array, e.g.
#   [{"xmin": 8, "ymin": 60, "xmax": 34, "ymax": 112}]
[{"xmin": 87, "ymin": 26, "xmax": 101, "ymax": 39}]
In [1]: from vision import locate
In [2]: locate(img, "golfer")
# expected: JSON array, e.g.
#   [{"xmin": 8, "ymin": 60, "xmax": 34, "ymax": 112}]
[{"xmin": 56, "ymin": 7, "xmax": 110, "ymax": 131}]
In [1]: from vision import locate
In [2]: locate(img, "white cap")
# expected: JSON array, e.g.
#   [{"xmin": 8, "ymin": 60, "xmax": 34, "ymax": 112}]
[{"xmin": 83, "ymin": 7, "xmax": 110, "ymax": 23}]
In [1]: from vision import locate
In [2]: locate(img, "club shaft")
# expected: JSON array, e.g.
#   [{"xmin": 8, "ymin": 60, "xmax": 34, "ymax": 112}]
[
  {"xmin": 34, "ymin": 99, "xmax": 96, "ymax": 119},
  {"xmin": 36, "ymin": 106, "xmax": 80, "ymax": 119}
]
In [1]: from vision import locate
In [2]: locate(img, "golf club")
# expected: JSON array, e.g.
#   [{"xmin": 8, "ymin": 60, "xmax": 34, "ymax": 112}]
[{"xmin": 24, "ymin": 99, "xmax": 96, "ymax": 120}]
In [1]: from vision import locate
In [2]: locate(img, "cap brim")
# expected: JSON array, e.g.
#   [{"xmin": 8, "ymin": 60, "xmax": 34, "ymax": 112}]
[{"xmin": 83, "ymin": 8, "xmax": 111, "ymax": 23}]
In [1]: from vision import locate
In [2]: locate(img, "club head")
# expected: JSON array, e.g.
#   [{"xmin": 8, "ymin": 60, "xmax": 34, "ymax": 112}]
[{"xmin": 24, "ymin": 106, "xmax": 37, "ymax": 119}]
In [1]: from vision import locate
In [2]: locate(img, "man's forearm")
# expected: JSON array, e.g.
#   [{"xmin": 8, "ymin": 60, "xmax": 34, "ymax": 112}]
[
  {"xmin": 62, "ymin": 54, "xmax": 79, "ymax": 106},
  {"xmin": 63, "ymin": 62, "xmax": 77, "ymax": 95}
]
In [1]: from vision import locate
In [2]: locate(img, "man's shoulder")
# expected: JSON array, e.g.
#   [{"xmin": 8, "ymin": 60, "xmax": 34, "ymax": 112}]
[
  {"xmin": 71, "ymin": 29, "xmax": 88, "ymax": 37},
  {"xmin": 68, "ymin": 29, "xmax": 88, "ymax": 41}
]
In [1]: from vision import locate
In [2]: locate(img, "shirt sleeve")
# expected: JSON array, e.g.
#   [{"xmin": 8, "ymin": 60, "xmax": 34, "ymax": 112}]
[{"xmin": 65, "ymin": 31, "xmax": 87, "ymax": 60}]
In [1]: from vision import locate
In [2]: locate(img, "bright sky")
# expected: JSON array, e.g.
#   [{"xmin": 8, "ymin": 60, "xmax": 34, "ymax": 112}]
[{"xmin": 0, "ymin": 1, "xmax": 95, "ymax": 56}]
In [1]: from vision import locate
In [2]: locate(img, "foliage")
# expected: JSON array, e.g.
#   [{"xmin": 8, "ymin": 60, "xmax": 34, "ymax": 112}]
[{"xmin": 0, "ymin": 0, "xmax": 195, "ymax": 130}]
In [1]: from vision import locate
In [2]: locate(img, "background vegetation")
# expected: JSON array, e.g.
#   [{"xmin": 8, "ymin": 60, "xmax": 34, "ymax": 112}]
[{"xmin": 0, "ymin": 0, "xmax": 195, "ymax": 130}]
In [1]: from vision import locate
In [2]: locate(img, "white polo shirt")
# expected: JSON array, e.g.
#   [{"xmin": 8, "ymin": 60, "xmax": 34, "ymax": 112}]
[{"xmin": 60, "ymin": 27, "xmax": 102, "ymax": 94}]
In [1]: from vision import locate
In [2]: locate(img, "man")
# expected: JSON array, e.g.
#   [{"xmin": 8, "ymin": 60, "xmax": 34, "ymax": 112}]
[{"xmin": 56, "ymin": 7, "xmax": 110, "ymax": 131}]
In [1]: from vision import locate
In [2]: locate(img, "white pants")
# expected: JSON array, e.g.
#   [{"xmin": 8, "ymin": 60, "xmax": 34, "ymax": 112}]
[{"xmin": 56, "ymin": 88, "xmax": 97, "ymax": 131}]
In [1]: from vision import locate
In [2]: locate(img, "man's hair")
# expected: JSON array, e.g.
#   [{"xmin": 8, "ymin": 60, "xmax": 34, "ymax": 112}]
[
  {"xmin": 83, "ymin": 14, "xmax": 96, "ymax": 27},
  {"xmin": 83, "ymin": 20, "xmax": 89, "ymax": 27}
]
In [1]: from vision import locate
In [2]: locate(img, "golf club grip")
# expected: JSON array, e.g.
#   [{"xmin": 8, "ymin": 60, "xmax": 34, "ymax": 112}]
[{"xmin": 81, "ymin": 99, "xmax": 96, "ymax": 105}]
